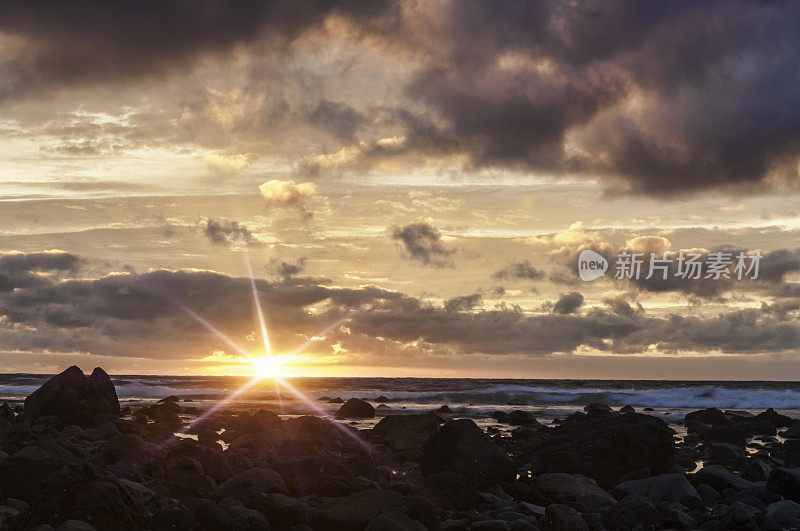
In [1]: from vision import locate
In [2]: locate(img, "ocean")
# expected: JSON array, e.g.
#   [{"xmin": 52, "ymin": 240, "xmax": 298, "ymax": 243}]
[{"xmin": 2, "ymin": 375, "xmax": 800, "ymax": 429}]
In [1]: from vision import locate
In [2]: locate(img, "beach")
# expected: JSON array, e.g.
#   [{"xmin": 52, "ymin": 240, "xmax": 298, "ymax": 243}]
[{"xmin": 2, "ymin": 367, "xmax": 800, "ymax": 529}]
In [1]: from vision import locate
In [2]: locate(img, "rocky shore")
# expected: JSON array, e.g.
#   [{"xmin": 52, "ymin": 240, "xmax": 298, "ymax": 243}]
[{"xmin": 1, "ymin": 368, "xmax": 800, "ymax": 529}]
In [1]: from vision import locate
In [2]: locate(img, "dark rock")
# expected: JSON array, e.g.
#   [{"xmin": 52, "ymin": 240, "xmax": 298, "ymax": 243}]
[
  {"xmin": 313, "ymin": 475, "xmax": 378, "ymax": 497},
  {"xmin": 741, "ymin": 456, "xmax": 776, "ymax": 482},
  {"xmin": 540, "ymin": 504, "xmax": 588, "ymax": 531},
  {"xmin": 424, "ymin": 470, "xmax": 478, "ymax": 510},
  {"xmin": 614, "ymin": 473, "xmax": 702, "ymax": 506},
  {"xmin": 767, "ymin": 467, "xmax": 800, "ymax": 503},
  {"xmin": 535, "ymin": 412, "xmax": 675, "ymax": 488},
  {"xmin": 214, "ymin": 468, "xmax": 288, "ymax": 500},
  {"xmin": 23, "ymin": 366, "xmax": 119, "ymax": 428},
  {"xmin": 371, "ymin": 413, "xmax": 442, "ymax": 460},
  {"xmin": 615, "ymin": 468, "xmax": 650, "ymax": 484},
  {"xmin": 195, "ymin": 500, "xmax": 245, "ymax": 531},
  {"xmin": 584, "ymin": 402, "xmax": 612, "ymax": 413},
  {"xmin": 335, "ymin": 398, "xmax": 375, "ymax": 418},
  {"xmin": 783, "ymin": 421, "xmax": 800, "ymax": 439},
  {"xmin": 698, "ymin": 425, "xmax": 746, "ymax": 446},
  {"xmin": 764, "ymin": 499, "xmax": 800, "ymax": 530},
  {"xmin": 757, "ymin": 408, "xmax": 795, "ymax": 427},
  {"xmin": 375, "ymin": 396, "xmax": 390, "ymax": 403},
  {"xmin": 684, "ymin": 408, "xmax": 731, "ymax": 427},
  {"xmin": 436, "ymin": 405, "xmax": 452, "ymax": 414},
  {"xmin": 697, "ymin": 483, "xmax": 721, "ymax": 505},
  {"xmin": 227, "ymin": 409, "xmax": 281, "ymax": 433},
  {"xmin": 507, "ymin": 410, "xmax": 539, "ymax": 426},
  {"xmin": 490, "ymin": 411, "xmax": 509, "ymax": 423},
  {"xmin": 149, "ymin": 507, "xmax": 203, "ymax": 530},
  {"xmin": 366, "ymin": 512, "xmax": 426, "ymax": 531},
  {"xmin": 784, "ymin": 438, "xmax": 800, "ymax": 467},
  {"xmin": 328, "ymin": 397, "xmax": 345, "ymax": 404},
  {"xmin": 602, "ymin": 494, "xmax": 660, "ymax": 530},
  {"xmin": 533, "ymin": 473, "xmax": 616, "ymax": 511},
  {"xmin": 420, "ymin": 419, "xmax": 516, "ymax": 488},
  {"xmin": 0, "ymin": 402, "xmax": 14, "ymax": 423},
  {"xmin": 694, "ymin": 465, "xmax": 756, "ymax": 492},
  {"xmin": 620, "ymin": 405, "xmax": 636, "ymax": 414},
  {"xmin": 157, "ymin": 395, "xmax": 180, "ymax": 403},
  {"xmin": 310, "ymin": 488, "xmax": 424, "ymax": 531},
  {"xmin": 707, "ymin": 442, "xmax": 746, "ymax": 467}
]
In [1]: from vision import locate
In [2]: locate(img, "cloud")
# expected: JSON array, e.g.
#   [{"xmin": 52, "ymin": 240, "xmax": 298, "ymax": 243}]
[
  {"xmin": 444, "ymin": 292, "xmax": 482, "ymax": 312},
  {"xmin": 492, "ymin": 260, "xmax": 545, "ymax": 281},
  {"xmin": 390, "ymin": 218, "xmax": 453, "ymax": 267},
  {"xmin": 1, "ymin": 251, "xmax": 800, "ymax": 362},
  {"xmin": 258, "ymin": 180, "xmax": 317, "ymax": 219},
  {"xmin": 552, "ymin": 292, "xmax": 584, "ymax": 315},
  {"xmin": 204, "ymin": 152, "xmax": 257, "ymax": 172},
  {"xmin": 267, "ymin": 257, "xmax": 306, "ymax": 278},
  {"xmin": 200, "ymin": 217, "xmax": 258, "ymax": 246},
  {"xmin": 0, "ymin": 251, "xmax": 81, "ymax": 292}
]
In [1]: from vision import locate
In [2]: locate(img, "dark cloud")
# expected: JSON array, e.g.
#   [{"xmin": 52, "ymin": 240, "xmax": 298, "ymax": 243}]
[
  {"xmin": 390, "ymin": 219, "xmax": 453, "ymax": 267},
  {"xmin": 308, "ymin": 100, "xmax": 365, "ymax": 142},
  {"xmin": 1, "ymin": 251, "xmax": 799, "ymax": 360},
  {"xmin": 444, "ymin": 292, "xmax": 482, "ymax": 312},
  {"xmin": 267, "ymin": 257, "xmax": 306, "ymax": 278},
  {"xmin": 0, "ymin": 251, "xmax": 81, "ymax": 292},
  {"xmin": 552, "ymin": 292, "xmax": 584, "ymax": 315},
  {"xmin": 200, "ymin": 217, "xmax": 258, "ymax": 246},
  {"xmin": 492, "ymin": 260, "xmax": 545, "ymax": 281},
  {"xmin": 0, "ymin": 0, "xmax": 395, "ymax": 99}
]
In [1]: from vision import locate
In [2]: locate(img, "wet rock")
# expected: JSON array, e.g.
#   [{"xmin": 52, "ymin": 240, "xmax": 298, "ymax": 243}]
[
  {"xmin": 707, "ymin": 442, "xmax": 746, "ymax": 467},
  {"xmin": 507, "ymin": 410, "xmax": 539, "ymax": 426},
  {"xmin": 227, "ymin": 409, "xmax": 281, "ymax": 433},
  {"xmin": 540, "ymin": 503, "xmax": 588, "ymax": 531},
  {"xmin": 310, "ymin": 488, "xmax": 425, "ymax": 531},
  {"xmin": 214, "ymin": 467, "xmax": 288, "ymax": 500},
  {"xmin": 764, "ymin": 499, "xmax": 800, "ymax": 530},
  {"xmin": 534, "ymin": 473, "xmax": 615, "ymax": 511},
  {"xmin": 741, "ymin": 456, "xmax": 776, "ymax": 482},
  {"xmin": 421, "ymin": 419, "xmax": 516, "ymax": 489},
  {"xmin": 685, "ymin": 408, "xmax": 731, "ymax": 427},
  {"xmin": 698, "ymin": 425, "xmax": 746, "ymax": 446},
  {"xmin": 757, "ymin": 408, "xmax": 795, "ymax": 427},
  {"xmin": 614, "ymin": 473, "xmax": 702, "ymax": 506},
  {"xmin": 602, "ymin": 494, "xmax": 660, "ymax": 530},
  {"xmin": 535, "ymin": 412, "xmax": 675, "ymax": 488},
  {"xmin": 767, "ymin": 467, "xmax": 800, "ymax": 503},
  {"xmin": 371, "ymin": 412, "xmax": 442, "ymax": 460},
  {"xmin": 424, "ymin": 470, "xmax": 479, "ymax": 510},
  {"xmin": 23, "ymin": 366, "xmax": 119, "ymax": 428},
  {"xmin": 366, "ymin": 511, "xmax": 426, "ymax": 531},
  {"xmin": 335, "ymin": 398, "xmax": 375, "ymax": 418},
  {"xmin": 694, "ymin": 464, "xmax": 756, "ymax": 492}
]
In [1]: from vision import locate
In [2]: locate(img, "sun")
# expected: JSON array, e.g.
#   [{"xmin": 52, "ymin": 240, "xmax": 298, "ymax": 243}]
[{"xmin": 250, "ymin": 355, "xmax": 284, "ymax": 379}]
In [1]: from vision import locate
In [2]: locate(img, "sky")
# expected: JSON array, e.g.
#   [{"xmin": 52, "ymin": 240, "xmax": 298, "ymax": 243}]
[{"xmin": 1, "ymin": 1, "xmax": 800, "ymax": 378}]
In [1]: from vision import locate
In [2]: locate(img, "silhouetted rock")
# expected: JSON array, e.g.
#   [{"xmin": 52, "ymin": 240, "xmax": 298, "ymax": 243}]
[
  {"xmin": 23, "ymin": 366, "xmax": 119, "ymax": 428},
  {"xmin": 535, "ymin": 412, "xmax": 674, "ymax": 488},
  {"xmin": 420, "ymin": 419, "xmax": 516, "ymax": 488},
  {"xmin": 684, "ymin": 407, "xmax": 731, "ymax": 427},
  {"xmin": 335, "ymin": 398, "xmax": 375, "ymax": 418},
  {"xmin": 371, "ymin": 412, "xmax": 442, "ymax": 460},
  {"xmin": 508, "ymin": 410, "xmax": 539, "ymax": 426}
]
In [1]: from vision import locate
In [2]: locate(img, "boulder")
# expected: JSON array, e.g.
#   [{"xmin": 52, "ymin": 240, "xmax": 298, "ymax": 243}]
[
  {"xmin": 371, "ymin": 413, "xmax": 442, "ymax": 460},
  {"xmin": 366, "ymin": 512, "xmax": 426, "ymax": 531},
  {"xmin": 424, "ymin": 470, "xmax": 478, "ymax": 510},
  {"xmin": 694, "ymin": 464, "xmax": 756, "ymax": 492},
  {"xmin": 602, "ymin": 495, "xmax": 660, "ymax": 530},
  {"xmin": 335, "ymin": 398, "xmax": 375, "ymax": 418},
  {"xmin": 613, "ymin": 473, "xmax": 702, "ymax": 506},
  {"xmin": 508, "ymin": 410, "xmax": 539, "ymax": 426},
  {"xmin": 535, "ymin": 412, "xmax": 674, "ymax": 488},
  {"xmin": 764, "ymin": 499, "xmax": 800, "ymax": 530},
  {"xmin": 684, "ymin": 407, "xmax": 730, "ymax": 427},
  {"xmin": 757, "ymin": 408, "xmax": 795, "ymax": 427},
  {"xmin": 767, "ymin": 467, "xmax": 800, "ymax": 503},
  {"xmin": 214, "ymin": 468, "xmax": 288, "ymax": 500},
  {"xmin": 741, "ymin": 456, "xmax": 776, "ymax": 482},
  {"xmin": 310, "ymin": 488, "xmax": 424, "ymax": 531},
  {"xmin": 533, "ymin": 473, "xmax": 616, "ymax": 511},
  {"xmin": 227, "ymin": 409, "xmax": 281, "ymax": 433},
  {"xmin": 540, "ymin": 504, "xmax": 588, "ymax": 531},
  {"xmin": 23, "ymin": 366, "xmax": 119, "ymax": 427},
  {"xmin": 420, "ymin": 419, "xmax": 516, "ymax": 488}
]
